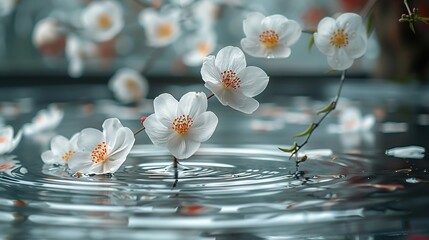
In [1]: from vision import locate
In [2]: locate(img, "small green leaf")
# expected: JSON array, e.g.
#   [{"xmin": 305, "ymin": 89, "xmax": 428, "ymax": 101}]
[
  {"xmin": 308, "ymin": 34, "xmax": 315, "ymax": 53},
  {"xmin": 409, "ymin": 22, "xmax": 416, "ymax": 33},
  {"xmin": 278, "ymin": 142, "xmax": 297, "ymax": 153},
  {"xmin": 316, "ymin": 101, "xmax": 335, "ymax": 115},
  {"xmin": 294, "ymin": 123, "xmax": 316, "ymax": 138},
  {"xmin": 366, "ymin": 14, "xmax": 375, "ymax": 37}
]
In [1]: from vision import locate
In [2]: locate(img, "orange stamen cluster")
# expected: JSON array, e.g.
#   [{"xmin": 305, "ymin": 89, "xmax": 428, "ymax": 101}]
[
  {"xmin": 330, "ymin": 28, "xmax": 349, "ymax": 48},
  {"xmin": 172, "ymin": 115, "xmax": 193, "ymax": 135},
  {"xmin": 0, "ymin": 137, "xmax": 7, "ymax": 143},
  {"xmin": 198, "ymin": 42, "xmax": 210, "ymax": 55},
  {"xmin": 259, "ymin": 30, "xmax": 279, "ymax": 48},
  {"xmin": 62, "ymin": 150, "xmax": 76, "ymax": 162},
  {"xmin": 125, "ymin": 79, "xmax": 140, "ymax": 100},
  {"xmin": 91, "ymin": 141, "xmax": 108, "ymax": 164},
  {"xmin": 157, "ymin": 24, "xmax": 173, "ymax": 38},
  {"xmin": 97, "ymin": 14, "xmax": 112, "ymax": 29},
  {"xmin": 221, "ymin": 70, "xmax": 241, "ymax": 90}
]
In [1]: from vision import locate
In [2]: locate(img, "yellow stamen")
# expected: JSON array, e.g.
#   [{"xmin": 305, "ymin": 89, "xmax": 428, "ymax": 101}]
[
  {"xmin": 172, "ymin": 115, "xmax": 193, "ymax": 135},
  {"xmin": 221, "ymin": 70, "xmax": 241, "ymax": 90},
  {"xmin": 125, "ymin": 79, "xmax": 140, "ymax": 101},
  {"xmin": 97, "ymin": 14, "xmax": 112, "ymax": 29},
  {"xmin": 197, "ymin": 42, "xmax": 210, "ymax": 55},
  {"xmin": 330, "ymin": 28, "xmax": 349, "ymax": 48},
  {"xmin": 62, "ymin": 150, "xmax": 76, "ymax": 162},
  {"xmin": 157, "ymin": 24, "xmax": 173, "ymax": 38},
  {"xmin": 91, "ymin": 141, "xmax": 108, "ymax": 164},
  {"xmin": 259, "ymin": 30, "xmax": 279, "ymax": 48}
]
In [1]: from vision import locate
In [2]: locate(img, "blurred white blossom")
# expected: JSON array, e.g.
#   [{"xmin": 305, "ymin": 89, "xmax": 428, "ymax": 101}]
[
  {"xmin": 139, "ymin": 7, "xmax": 181, "ymax": 47},
  {"xmin": 24, "ymin": 104, "xmax": 64, "ymax": 135},
  {"xmin": 241, "ymin": 12, "xmax": 302, "ymax": 58},
  {"xmin": 32, "ymin": 18, "xmax": 66, "ymax": 56},
  {"xmin": 314, "ymin": 12, "xmax": 367, "ymax": 70},
  {"xmin": 108, "ymin": 68, "xmax": 149, "ymax": 104},
  {"xmin": 182, "ymin": 29, "xmax": 217, "ymax": 67},
  {"xmin": 0, "ymin": 126, "xmax": 22, "ymax": 155}
]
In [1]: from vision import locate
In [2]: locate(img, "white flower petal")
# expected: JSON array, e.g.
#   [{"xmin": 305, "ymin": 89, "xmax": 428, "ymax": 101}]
[
  {"xmin": 68, "ymin": 152, "xmax": 95, "ymax": 174},
  {"xmin": 270, "ymin": 43, "xmax": 292, "ymax": 58},
  {"xmin": 178, "ymin": 92, "xmax": 207, "ymax": 119},
  {"xmin": 280, "ymin": 20, "xmax": 302, "ymax": 46},
  {"xmin": 76, "ymin": 128, "xmax": 104, "ymax": 152},
  {"xmin": 215, "ymin": 46, "xmax": 246, "ymax": 73},
  {"xmin": 316, "ymin": 16, "xmax": 336, "ymax": 35},
  {"xmin": 108, "ymin": 127, "xmax": 135, "ymax": 159},
  {"xmin": 237, "ymin": 66, "xmax": 269, "ymax": 97},
  {"xmin": 102, "ymin": 118, "xmax": 123, "ymax": 148},
  {"xmin": 240, "ymin": 38, "xmax": 266, "ymax": 58},
  {"xmin": 188, "ymin": 111, "xmax": 218, "ymax": 142},
  {"xmin": 336, "ymin": 13, "xmax": 362, "ymax": 32},
  {"xmin": 153, "ymin": 93, "xmax": 178, "ymax": 128},
  {"xmin": 167, "ymin": 134, "xmax": 200, "ymax": 159},
  {"xmin": 50, "ymin": 135, "xmax": 70, "ymax": 156},
  {"xmin": 261, "ymin": 14, "xmax": 287, "ymax": 31},
  {"xmin": 104, "ymin": 155, "xmax": 127, "ymax": 173},
  {"xmin": 204, "ymin": 81, "xmax": 228, "ymax": 106},
  {"xmin": 327, "ymin": 49, "xmax": 354, "ymax": 70},
  {"xmin": 243, "ymin": 12, "xmax": 265, "ymax": 40},
  {"xmin": 345, "ymin": 31, "xmax": 367, "ymax": 59},
  {"xmin": 314, "ymin": 32, "xmax": 335, "ymax": 56},
  {"xmin": 41, "ymin": 151, "xmax": 61, "ymax": 165},
  {"xmin": 224, "ymin": 91, "xmax": 260, "ymax": 114},
  {"xmin": 144, "ymin": 114, "xmax": 174, "ymax": 147},
  {"xmin": 201, "ymin": 55, "xmax": 221, "ymax": 84}
]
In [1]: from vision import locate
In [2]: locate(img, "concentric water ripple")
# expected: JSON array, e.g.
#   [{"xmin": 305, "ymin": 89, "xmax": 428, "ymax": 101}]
[{"xmin": 2, "ymin": 144, "xmax": 428, "ymax": 238}]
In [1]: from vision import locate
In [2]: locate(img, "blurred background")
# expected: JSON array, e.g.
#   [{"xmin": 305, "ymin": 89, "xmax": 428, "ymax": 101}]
[{"xmin": 0, "ymin": 0, "xmax": 428, "ymax": 88}]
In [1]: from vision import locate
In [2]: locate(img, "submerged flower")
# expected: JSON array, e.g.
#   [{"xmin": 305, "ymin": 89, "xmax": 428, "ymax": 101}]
[
  {"xmin": 182, "ymin": 29, "xmax": 217, "ymax": 67},
  {"xmin": 108, "ymin": 68, "xmax": 149, "ymax": 104},
  {"xmin": 241, "ymin": 12, "xmax": 302, "ymax": 58},
  {"xmin": 314, "ymin": 12, "xmax": 367, "ymax": 70},
  {"xmin": 68, "ymin": 118, "xmax": 135, "ymax": 175},
  {"xmin": 201, "ymin": 46, "xmax": 269, "ymax": 114},
  {"xmin": 139, "ymin": 7, "xmax": 181, "ymax": 47},
  {"xmin": 24, "ymin": 104, "xmax": 64, "ymax": 135},
  {"xmin": 144, "ymin": 92, "xmax": 218, "ymax": 159},
  {"xmin": 0, "ymin": 126, "xmax": 22, "ymax": 155},
  {"xmin": 81, "ymin": 0, "xmax": 124, "ymax": 42},
  {"xmin": 41, "ymin": 134, "xmax": 79, "ymax": 165}
]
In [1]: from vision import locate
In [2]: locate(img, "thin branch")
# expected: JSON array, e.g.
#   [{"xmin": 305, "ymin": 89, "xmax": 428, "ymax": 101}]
[
  {"xmin": 404, "ymin": 0, "xmax": 412, "ymax": 16},
  {"xmin": 133, "ymin": 126, "xmax": 145, "ymax": 136},
  {"xmin": 290, "ymin": 70, "xmax": 346, "ymax": 160},
  {"xmin": 207, "ymin": 93, "xmax": 215, "ymax": 100}
]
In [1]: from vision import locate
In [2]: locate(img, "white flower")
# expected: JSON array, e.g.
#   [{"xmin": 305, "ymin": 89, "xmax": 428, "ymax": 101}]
[
  {"xmin": 139, "ymin": 7, "xmax": 181, "ymax": 47},
  {"xmin": 24, "ymin": 104, "xmax": 64, "ymax": 135},
  {"xmin": 328, "ymin": 107, "xmax": 375, "ymax": 133},
  {"xmin": 68, "ymin": 118, "xmax": 135, "ymax": 175},
  {"xmin": 240, "ymin": 12, "xmax": 302, "ymax": 58},
  {"xmin": 314, "ymin": 12, "xmax": 367, "ymax": 70},
  {"xmin": 191, "ymin": 0, "xmax": 219, "ymax": 27},
  {"xmin": 81, "ymin": 0, "xmax": 124, "ymax": 42},
  {"xmin": 32, "ymin": 18, "xmax": 66, "ymax": 56},
  {"xmin": 41, "ymin": 134, "xmax": 79, "ymax": 165},
  {"xmin": 108, "ymin": 68, "xmax": 149, "ymax": 104},
  {"xmin": 182, "ymin": 29, "xmax": 217, "ymax": 67},
  {"xmin": 144, "ymin": 92, "xmax": 218, "ymax": 159},
  {"xmin": 201, "ymin": 46, "xmax": 269, "ymax": 114},
  {"xmin": 0, "ymin": 126, "xmax": 22, "ymax": 155}
]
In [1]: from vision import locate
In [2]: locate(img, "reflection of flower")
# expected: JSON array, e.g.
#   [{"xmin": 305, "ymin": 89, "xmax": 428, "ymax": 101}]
[
  {"xmin": 139, "ymin": 7, "xmax": 181, "ymax": 47},
  {"xmin": 329, "ymin": 108, "xmax": 375, "ymax": 133},
  {"xmin": 201, "ymin": 46, "xmax": 269, "ymax": 114},
  {"xmin": 41, "ymin": 134, "xmax": 79, "ymax": 165},
  {"xmin": 241, "ymin": 12, "xmax": 302, "ymax": 58},
  {"xmin": 68, "ymin": 118, "xmax": 134, "ymax": 175},
  {"xmin": 0, "ymin": 126, "xmax": 22, "ymax": 155},
  {"xmin": 24, "ymin": 104, "xmax": 64, "ymax": 135},
  {"xmin": 108, "ymin": 68, "xmax": 149, "ymax": 104},
  {"xmin": 314, "ymin": 12, "xmax": 367, "ymax": 70},
  {"xmin": 144, "ymin": 92, "xmax": 218, "ymax": 159},
  {"xmin": 81, "ymin": 0, "xmax": 124, "ymax": 42},
  {"xmin": 182, "ymin": 29, "xmax": 217, "ymax": 67}
]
